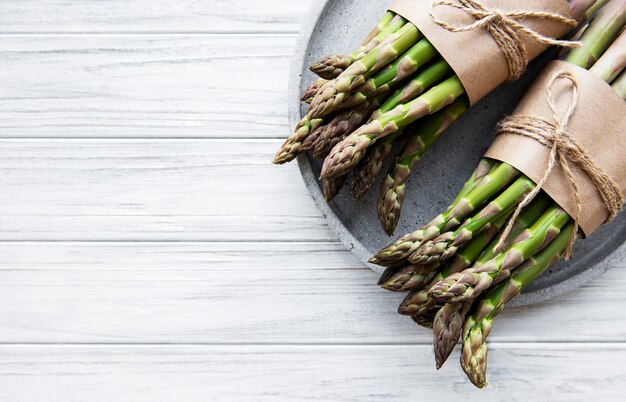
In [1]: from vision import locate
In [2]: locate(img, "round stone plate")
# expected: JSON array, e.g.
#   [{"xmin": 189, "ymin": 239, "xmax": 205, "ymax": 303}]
[{"xmin": 289, "ymin": 0, "xmax": 626, "ymax": 306}]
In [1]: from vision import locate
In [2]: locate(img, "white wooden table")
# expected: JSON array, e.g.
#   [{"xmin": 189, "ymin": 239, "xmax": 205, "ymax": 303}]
[{"xmin": 0, "ymin": 1, "xmax": 624, "ymax": 400}]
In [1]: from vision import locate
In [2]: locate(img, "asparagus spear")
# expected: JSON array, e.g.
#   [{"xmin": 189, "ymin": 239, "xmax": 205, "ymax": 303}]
[
  {"xmin": 588, "ymin": 28, "xmax": 626, "ymax": 83},
  {"xmin": 612, "ymin": 70, "xmax": 626, "ymax": 99},
  {"xmin": 369, "ymin": 59, "xmax": 453, "ymax": 121},
  {"xmin": 371, "ymin": 161, "xmax": 519, "ymax": 266},
  {"xmin": 410, "ymin": 176, "xmax": 537, "ymax": 264},
  {"xmin": 351, "ymin": 130, "xmax": 403, "ymax": 201},
  {"xmin": 310, "ymin": 13, "xmax": 405, "ymax": 79},
  {"xmin": 322, "ymin": 174, "xmax": 348, "ymax": 202},
  {"xmin": 320, "ymin": 76, "xmax": 466, "ymax": 179},
  {"xmin": 361, "ymin": 11, "xmax": 396, "ymax": 46},
  {"xmin": 377, "ymin": 99, "xmax": 468, "ymax": 234},
  {"xmin": 273, "ymin": 117, "xmax": 324, "ymax": 164},
  {"xmin": 581, "ymin": 0, "xmax": 611, "ymax": 18},
  {"xmin": 430, "ymin": 205, "xmax": 571, "ymax": 303},
  {"xmin": 301, "ymin": 78, "xmax": 328, "ymax": 103},
  {"xmin": 411, "ymin": 309, "xmax": 439, "ymax": 329},
  {"xmin": 461, "ymin": 222, "xmax": 576, "ymax": 388},
  {"xmin": 565, "ymin": 0, "xmax": 626, "ymax": 68},
  {"xmin": 336, "ymin": 39, "xmax": 439, "ymax": 113},
  {"xmin": 308, "ymin": 23, "xmax": 422, "ymax": 119},
  {"xmin": 311, "ymin": 97, "xmax": 383, "ymax": 159},
  {"xmin": 399, "ymin": 196, "xmax": 549, "ymax": 316},
  {"xmin": 310, "ymin": 55, "xmax": 355, "ymax": 81},
  {"xmin": 433, "ymin": 301, "xmax": 472, "ymax": 369},
  {"xmin": 379, "ymin": 262, "xmax": 440, "ymax": 292}
]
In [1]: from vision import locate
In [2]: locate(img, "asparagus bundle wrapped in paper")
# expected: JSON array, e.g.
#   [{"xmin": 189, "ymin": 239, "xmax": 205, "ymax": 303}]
[
  {"xmin": 373, "ymin": 2, "xmax": 626, "ymax": 268},
  {"xmin": 372, "ymin": 3, "xmax": 625, "ymax": 387},
  {"xmin": 275, "ymin": 0, "xmax": 600, "ymax": 209}
]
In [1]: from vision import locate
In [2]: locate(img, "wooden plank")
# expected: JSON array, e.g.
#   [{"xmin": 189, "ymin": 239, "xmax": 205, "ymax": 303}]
[
  {"xmin": 0, "ymin": 242, "xmax": 624, "ymax": 344},
  {"xmin": 0, "ymin": 139, "xmax": 335, "ymax": 242},
  {"xmin": 0, "ymin": 35, "xmax": 295, "ymax": 139},
  {"xmin": 0, "ymin": 1, "xmax": 311, "ymax": 33},
  {"xmin": 0, "ymin": 344, "xmax": 624, "ymax": 401}
]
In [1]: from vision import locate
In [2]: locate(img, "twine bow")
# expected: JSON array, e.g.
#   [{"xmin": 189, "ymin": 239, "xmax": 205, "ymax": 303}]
[
  {"xmin": 494, "ymin": 72, "xmax": 623, "ymax": 259},
  {"xmin": 429, "ymin": 0, "xmax": 581, "ymax": 80}
]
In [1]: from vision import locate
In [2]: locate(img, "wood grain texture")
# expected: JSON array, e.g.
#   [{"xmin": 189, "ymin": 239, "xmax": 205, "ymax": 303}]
[
  {"xmin": 0, "ymin": 241, "xmax": 624, "ymax": 344},
  {"xmin": 0, "ymin": 1, "xmax": 312, "ymax": 33},
  {"xmin": 0, "ymin": 344, "xmax": 624, "ymax": 402},
  {"xmin": 0, "ymin": 139, "xmax": 335, "ymax": 241},
  {"xmin": 0, "ymin": 35, "xmax": 295, "ymax": 139}
]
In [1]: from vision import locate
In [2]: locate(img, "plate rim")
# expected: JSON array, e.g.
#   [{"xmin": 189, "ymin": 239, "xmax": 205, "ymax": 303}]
[{"xmin": 288, "ymin": 0, "xmax": 626, "ymax": 307}]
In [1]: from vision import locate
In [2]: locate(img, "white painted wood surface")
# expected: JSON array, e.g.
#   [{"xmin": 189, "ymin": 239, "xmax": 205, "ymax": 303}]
[{"xmin": 0, "ymin": 1, "xmax": 624, "ymax": 400}]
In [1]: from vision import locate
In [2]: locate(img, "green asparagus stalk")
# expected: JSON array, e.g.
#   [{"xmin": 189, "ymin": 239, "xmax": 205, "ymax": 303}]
[
  {"xmin": 310, "ymin": 55, "xmax": 355, "ymax": 81},
  {"xmin": 319, "ymin": 76, "xmax": 466, "ymax": 179},
  {"xmin": 565, "ymin": 0, "xmax": 626, "ymax": 68},
  {"xmin": 361, "ymin": 11, "xmax": 397, "ymax": 46},
  {"xmin": 273, "ymin": 117, "xmax": 324, "ymax": 164},
  {"xmin": 411, "ymin": 309, "xmax": 440, "ymax": 329},
  {"xmin": 430, "ymin": 205, "xmax": 571, "ymax": 303},
  {"xmin": 432, "ymin": 301, "xmax": 472, "ymax": 369},
  {"xmin": 588, "ymin": 28, "xmax": 626, "ymax": 83},
  {"xmin": 371, "ymin": 161, "xmax": 520, "ymax": 266},
  {"xmin": 410, "ymin": 176, "xmax": 537, "ymax": 264},
  {"xmin": 309, "ymin": 94, "xmax": 387, "ymax": 159},
  {"xmin": 336, "ymin": 39, "xmax": 439, "ymax": 113},
  {"xmin": 582, "ymin": 0, "xmax": 611, "ymax": 18},
  {"xmin": 322, "ymin": 174, "xmax": 348, "ymax": 202},
  {"xmin": 301, "ymin": 78, "xmax": 328, "ymax": 103},
  {"xmin": 369, "ymin": 59, "xmax": 453, "ymax": 121},
  {"xmin": 310, "ymin": 13, "xmax": 405, "ymax": 79},
  {"xmin": 351, "ymin": 130, "xmax": 404, "ymax": 201},
  {"xmin": 377, "ymin": 99, "xmax": 468, "ymax": 234},
  {"xmin": 612, "ymin": 70, "xmax": 626, "ymax": 99},
  {"xmin": 308, "ymin": 23, "xmax": 422, "ymax": 119},
  {"xmin": 399, "ymin": 196, "xmax": 549, "ymax": 317},
  {"xmin": 379, "ymin": 262, "xmax": 440, "ymax": 292},
  {"xmin": 461, "ymin": 222, "xmax": 576, "ymax": 388},
  {"xmin": 441, "ymin": 220, "xmax": 509, "ymax": 281}
]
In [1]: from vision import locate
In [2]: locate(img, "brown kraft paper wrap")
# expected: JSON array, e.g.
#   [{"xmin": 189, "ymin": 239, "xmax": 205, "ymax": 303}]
[
  {"xmin": 388, "ymin": 0, "xmax": 573, "ymax": 105},
  {"xmin": 485, "ymin": 61, "xmax": 626, "ymax": 236}
]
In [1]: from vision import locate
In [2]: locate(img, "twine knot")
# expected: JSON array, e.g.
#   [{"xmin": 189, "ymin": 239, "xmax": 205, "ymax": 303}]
[
  {"xmin": 429, "ymin": 0, "xmax": 580, "ymax": 80},
  {"xmin": 494, "ymin": 72, "xmax": 623, "ymax": 259}
]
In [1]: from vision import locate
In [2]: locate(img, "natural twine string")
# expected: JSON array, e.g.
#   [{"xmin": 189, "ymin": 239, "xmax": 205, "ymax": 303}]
[
  {"xmin": 494, "ymin": 71, "xmax": 623, "ymax": 259},
  {"xmin": 429, "ymin": 0, "xmax": 581, "ymax": 80}
]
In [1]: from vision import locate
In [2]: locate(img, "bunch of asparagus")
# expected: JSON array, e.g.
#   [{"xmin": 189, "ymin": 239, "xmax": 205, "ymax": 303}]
[
  {"xmin": 371, "ymin": 3, "xmax": 626, "ymax": 388},
  {"xmin": 274, "ymin": 0, "xmax": 604, "ymax": 234}
]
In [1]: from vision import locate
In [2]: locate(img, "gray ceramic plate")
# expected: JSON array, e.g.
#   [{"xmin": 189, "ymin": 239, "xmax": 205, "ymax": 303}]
[{"xmin": 289, "ymin": 0, "xmax": 626, "ymax": 306}]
